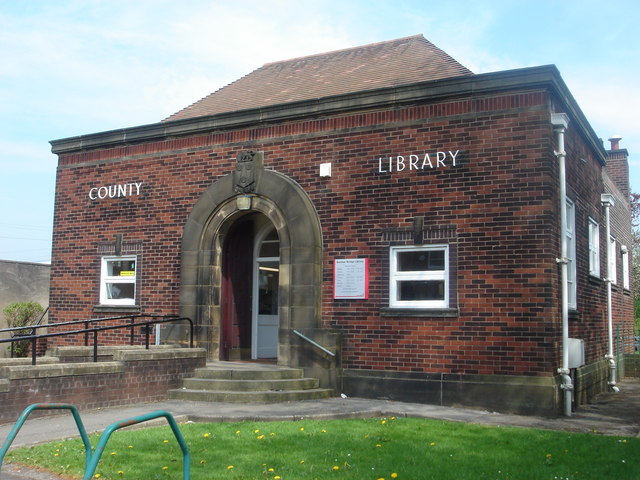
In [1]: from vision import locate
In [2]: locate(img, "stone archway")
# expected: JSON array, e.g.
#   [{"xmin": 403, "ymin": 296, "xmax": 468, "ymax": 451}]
[{"xmin": 177, "ymin": 153, "xmax": 323, "ymax": 366}]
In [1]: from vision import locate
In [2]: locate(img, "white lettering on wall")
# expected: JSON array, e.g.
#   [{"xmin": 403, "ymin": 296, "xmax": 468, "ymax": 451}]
[
  {"xmin": 89, "ymin": 182, "xmax": 143, "ymax": 201},
  {"xmin": 377, "ymin": 150, "xmax": 462, "ymax": 173}
]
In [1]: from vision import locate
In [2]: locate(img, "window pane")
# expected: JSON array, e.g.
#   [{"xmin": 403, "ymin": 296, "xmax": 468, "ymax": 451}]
[
  {"xmin": 259, "ymin": 228, "xmax": 279, "ymax": 257},
  {"xmin": 397, "ymin": 250, "xmax": 444, "ymax": 272},
  {"xmin": 258, "ymin": 262, "xmax": 279, "ymax": 314},
  {"xmin": 106, "ymin": 259, "xmax": 136, "ymax": 277},
  {"xmin": 105, "ymin": 282, "xmax": 135, "ymax": 300},
  {"xmin": 397, "ymin": 280, "xmax": 444, "ymax": 301},
  {"xmin": 259, "ymin": 241, "xmax": 279, "ymax": 258}
]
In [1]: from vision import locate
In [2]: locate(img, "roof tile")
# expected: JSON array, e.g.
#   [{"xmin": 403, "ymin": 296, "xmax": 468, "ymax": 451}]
[{"xmin": 164, "ymin": 35, "xmax": 472, "ymax": 122}]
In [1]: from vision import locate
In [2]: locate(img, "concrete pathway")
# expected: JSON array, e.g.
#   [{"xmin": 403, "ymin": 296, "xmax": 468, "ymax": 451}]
[{"xmin": 2, "ymin": 378, "xmax": 639, "ymax": 479}]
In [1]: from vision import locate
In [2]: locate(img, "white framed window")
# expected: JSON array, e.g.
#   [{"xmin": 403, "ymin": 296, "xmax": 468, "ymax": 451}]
[
  {"xmin": 100, "ymin": 256, "xmax": 137, "ymax": 305},
  {"xmin": 622, "ymin": 245, "xmax": 629, "ymax": 290},
  {"xmin": 389, "ymin": 245, "xmax": 448, "ymax": 308},
  {"xmin": 565, "ymin": 199, "xmax": 576, "ymax": 309},
  {"xmin": 588, "ymin": 218, "xmax": 600, "ymax": 277},
  {"xmin": 608, "ymin": 236, "xmax": 617, "ymax": 285}
]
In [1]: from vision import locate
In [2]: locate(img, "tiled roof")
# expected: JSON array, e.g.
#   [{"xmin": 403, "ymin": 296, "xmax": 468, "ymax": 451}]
[{"xmin": 164, "ymin": 35, "xmax": 473, "ymax": 122}]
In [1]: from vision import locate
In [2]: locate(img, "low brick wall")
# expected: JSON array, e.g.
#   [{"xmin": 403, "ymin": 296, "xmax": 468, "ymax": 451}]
[{"xmin": 0, "ymin": 347, "xmax": 206, "ymax": 425}]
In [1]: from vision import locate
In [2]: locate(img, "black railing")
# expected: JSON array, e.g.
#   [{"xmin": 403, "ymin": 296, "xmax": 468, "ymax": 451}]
[
  {"xmin": 6, "ymin": 306, "xmax": 49, "ymax": 358},
  {"xmin": 0, "ymin": 314, "xmax": 194, "ymax": 365}
]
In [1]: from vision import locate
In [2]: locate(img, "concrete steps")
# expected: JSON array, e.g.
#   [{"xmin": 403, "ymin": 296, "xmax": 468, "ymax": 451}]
[{"xmin": 168, "ymin": 361, "xmax": 333, "ymax": 403}]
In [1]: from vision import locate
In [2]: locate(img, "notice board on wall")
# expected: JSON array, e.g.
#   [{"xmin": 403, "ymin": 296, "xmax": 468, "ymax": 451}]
[{"xmin": 334, "ymin": 258, "xmax": 369, "ymax": 299}]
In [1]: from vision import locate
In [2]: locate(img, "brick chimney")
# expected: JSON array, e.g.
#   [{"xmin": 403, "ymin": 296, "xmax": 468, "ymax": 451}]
[{"xmin": 605, "ymin": 135, "xmax": 630, "ymax": 200}]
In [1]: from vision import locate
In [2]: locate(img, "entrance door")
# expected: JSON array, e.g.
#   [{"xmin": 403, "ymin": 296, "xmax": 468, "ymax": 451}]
[{"xmin": 252, "ymin": 226, "xmax": 279, "ymax": 359}]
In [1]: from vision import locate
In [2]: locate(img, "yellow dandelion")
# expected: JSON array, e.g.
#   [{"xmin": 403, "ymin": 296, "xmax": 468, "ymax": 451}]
[
  {"xmin": 268, "ymin": 467, "xmax": 275, "ymax": 472},
  {"xmin": 376, "ymin": 444, "xmax": 382, "ymax": 448},
  {"xmin": 199, "ymin": 460, "xmax": 206, "ymax": 464},
  {"xmin": 254, "ymin": 429, "xmax": 260, "ymax": 433},
  {"xmin": 235, "ymin": 430, "xmax": 241, "ymax": 435},
  {"xmin": 333, "ymin": 465, "xmax": 340, "ymax": 471},
  {"xmin": 300, "ymin": 460, "xmax": 305, "ymax": 464},
  {"xmin": 546, "ymin": 454, "xmax": 552, "ymax": 459},
  {"xmin": 300, "ymin": 427, "xmax": 305, "ymax": 431},
  {"xmin": 257, "ymin": 434, "xmax": 265, "ymax": 439},
  {"xmin": 391, "ymin": 417, "xmax": 396, "ymax": 420},
  {"xmin": 110, "ymin": 451, "xmax": 117, "ymax": 456},
  {"xmin": 227, "ymin": 465, "xmax": 234, "ymax": 470},
  {"xmin": 270, "ymin": 432, "xmax": 276, "ymax": 436},
  {"xmin": 203, "ymin": 433, "xmax": 211, "ymax": 438},
  {"xmin": 274, "ymin": 477, "xmax": 281, "ymax": 480},
  {"xmin": 117, "ymin": 471, "xmax": 124, "ymax": 476},
  {"xmin": 391, "ymin": 473, "xmax": 398, "ymax": 478},
  {"xmin": 163, "ymin": 439, "xmax": 169, "ymax": 443},
  {"xmin": 94, "ymin": 475, "xmax": 101, "ymax": 479},
  {"xmin": 381, "ymin": 420, "xmax": 386, "ymax": 424},
  {"xmin": 54, "ymin": 453, "xmax": 59, "ymax": 457},
  {"xmin": 321, "ymin": 429, "xmax": 327, "ymax": 433},
  {"xmin": 162, "ymin": 466, "xmax": 169, "ymax": 470},
  {"xmin": 429, "ymin": 442, "xmax": 436, "ymax": 447},
  {"xmin": 128, "ymin": 445, "xmax": 134, "ymax": 449},
  {"xmin": 377, "ymin": 477, "xmax": 385, "ymax": 480}
]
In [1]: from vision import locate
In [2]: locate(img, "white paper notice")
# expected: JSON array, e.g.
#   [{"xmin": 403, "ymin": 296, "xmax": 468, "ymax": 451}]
[{"xmin": 334, "ymin": 258, "xmax": 368, "ymax": 299}]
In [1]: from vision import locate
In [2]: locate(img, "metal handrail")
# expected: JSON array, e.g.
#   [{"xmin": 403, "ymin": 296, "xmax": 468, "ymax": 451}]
[
  {"xmin": 292, "ymin": 329, "xmax": 335, "ymax": 357},
  {"xmin": 5, "ymin": 306, "xmax": 48, "ymax": 358},
  {"xmin": 0, "ymin": 314, "xmax": 194, "ymax": 365}
]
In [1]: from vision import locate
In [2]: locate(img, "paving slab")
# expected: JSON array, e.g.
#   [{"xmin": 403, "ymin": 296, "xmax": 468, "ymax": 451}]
[{"xmin": 1, "ymin": 378, "xmax": 638, "ymax": 479}]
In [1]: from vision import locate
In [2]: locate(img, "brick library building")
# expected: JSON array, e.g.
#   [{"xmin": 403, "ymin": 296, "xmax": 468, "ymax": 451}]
[{"xmin": 48, "ymin": 35, "xmax": 633, "ymax": 416}]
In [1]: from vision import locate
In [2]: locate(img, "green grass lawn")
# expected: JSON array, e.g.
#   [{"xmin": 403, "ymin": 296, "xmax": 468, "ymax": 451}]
[{"xmin": 5, "ymin": 417, "xmax": 639, "ymax": 480}]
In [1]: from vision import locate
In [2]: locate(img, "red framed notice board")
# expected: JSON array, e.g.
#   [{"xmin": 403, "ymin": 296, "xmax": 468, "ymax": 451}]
[{"xmin": 333, "ymin": 258, "xmax": 369, "ymax": 299}]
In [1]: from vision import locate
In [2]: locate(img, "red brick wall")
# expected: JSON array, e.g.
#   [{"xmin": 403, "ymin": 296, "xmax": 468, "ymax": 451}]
[
  {"xmin": 0, "ymin": 355, "xmax": 205, "ymax": 424},
  {"xmin": 50, "ymin": 88, "xmax": 629, "ymax": 379}
]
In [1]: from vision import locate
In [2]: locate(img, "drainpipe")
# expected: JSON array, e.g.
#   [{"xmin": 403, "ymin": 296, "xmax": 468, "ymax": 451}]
[
  {"xmin": 601, "ymin": 193, "xmax": 620, "ymax": 392},
  {"xmin": 551, "ymin": 113, "xmax": 572, "ymax": 416}
]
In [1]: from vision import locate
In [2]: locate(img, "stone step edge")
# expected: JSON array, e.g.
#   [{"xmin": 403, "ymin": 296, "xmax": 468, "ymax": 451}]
[
  {"xmin": 168, "ymin": 387, "xmax": 334, "ymax": 402},
  {"xmin": 193, "ymin": 367, "xmax": 305, "ymax": 380},
  {"xmin": 183, "ymin": 377, "xmax": 320, "ymax": 391}
]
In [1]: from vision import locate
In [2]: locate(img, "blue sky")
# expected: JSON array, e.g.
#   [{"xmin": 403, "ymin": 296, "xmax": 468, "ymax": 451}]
[{"xmin": 1, "ymin": 0, "xmax": 639, "ymax": 263}]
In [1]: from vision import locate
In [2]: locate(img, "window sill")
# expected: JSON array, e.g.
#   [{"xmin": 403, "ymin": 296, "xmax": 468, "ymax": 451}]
[
  {"xmin": 588, "ymin": 274, "xmax": 603, "ymax": 286},
  {"xmin": 93, "ymin": 305, "xmax": 141, "ymax": 314},
  {"xmin": 380, "ymin": 307, "xmax": 459, "ymax": 318}
]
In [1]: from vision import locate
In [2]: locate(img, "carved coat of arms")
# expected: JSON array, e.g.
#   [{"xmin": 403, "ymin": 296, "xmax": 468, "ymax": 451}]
[{"xmin": 233, "ymin": 151, "xmax": 263, "ymax": 193}]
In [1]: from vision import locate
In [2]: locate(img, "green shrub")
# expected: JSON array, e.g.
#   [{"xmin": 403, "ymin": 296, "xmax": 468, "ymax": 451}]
[{"xmin": 3, "ymin": 301, "xmax": 44, "ymax": 357}]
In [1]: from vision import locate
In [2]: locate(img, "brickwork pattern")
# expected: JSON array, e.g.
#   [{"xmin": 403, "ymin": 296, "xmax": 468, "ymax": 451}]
[
  {"xmin": 49, "ymin": 88, "xmax": 631, "ymax": 382},
  {"xmin": 0, "ymin": 354, "xmax": 205, "ymax": 424}
]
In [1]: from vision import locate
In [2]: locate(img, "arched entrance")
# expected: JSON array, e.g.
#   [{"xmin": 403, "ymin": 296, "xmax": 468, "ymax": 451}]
[
  {"xmin": 220, "ymin": 213, "xmax": 280, "ymax": 360},
  {"xmin": 177, "ymin": 152, "xmax": 324, "ymax": 366}
]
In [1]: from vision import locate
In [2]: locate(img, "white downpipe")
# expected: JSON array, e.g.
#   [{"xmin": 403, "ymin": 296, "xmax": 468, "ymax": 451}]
[
  {"xmin": 552, "ymin": 113, "xmax": 572, "ymax": 416},
  {"xmin": 601, "ymin": 194, "xmax": 620, "ymax": 392}
]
